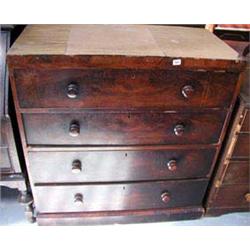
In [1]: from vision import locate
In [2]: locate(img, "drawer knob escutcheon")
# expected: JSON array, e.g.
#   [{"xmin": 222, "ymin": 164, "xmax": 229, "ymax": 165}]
[
  {"xmin": 161, "ymin": 191, "xmax": 171, "ymax": 204},
  {"xmin": 245, "ymin": 193, "xmax": 250, "ymax": 202},
  {"xmin": 174, "ymin": 123, "xmax": 185, "ymax": 136},
  {"xmin": 72, "ymin": 160, "xmax": 82, "ymax": 174},
  {"xmin": 167, "ymin": 160, "xmax": 177, "ymax": 171},
  {"xmin": 69, "ymin": 121, "xmax": 80, "ymax": 137},
  {"xmin": 182, "ymin": 85, "xmax": 195, "ymax": 99},
  {"xmin": 74, "ymin": 193, "xmax": 83, "ymax": 205},
  {"xmin": 67, "ymin": 82, "xmax": 79, "ymax": 99}
]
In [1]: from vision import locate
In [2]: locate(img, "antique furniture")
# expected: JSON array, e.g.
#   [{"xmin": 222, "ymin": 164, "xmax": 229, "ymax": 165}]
[
  {"xmin": 7, "ymin": 25, "xmax": 245, "ymax": 225},
  {"xmin": 206, "ymin": 69, "xmax": 249, "ymax": 215},
  {"xmin": 0, "ymin": 26, "xmax": 34, "ymax": 221},
  {"xmin": 206, "ymin": 26, "xmax": 250, "ymax": 216}
]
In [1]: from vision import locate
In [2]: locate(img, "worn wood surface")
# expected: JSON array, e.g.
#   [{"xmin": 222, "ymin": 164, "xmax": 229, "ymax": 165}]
[
  {"xmin": 34, "ymin": 179, "xmax": 208, "ymax": 213},
  {"xmin": 37, "ymin": 206, "xmax": 204, "ymax": 225},
  {"xmin": 7, "ymin": 25, "xmax": 246, "ymax": 224},
  {"xmin": 22, "ymin": 111, "xmax": 226, "ymax": 146},
  {"xmin": 14, "ymin": 69, "xmax": 238, "ymax": 110},
  {"xmin": 231, "ymin": 134, "xmax": 250, "ymax": 159},
  {"xmin": 8, "ymin": 25, "xmax": 239, "ymax": 60},
  {"xmin": 223, "ymin": 161, "xmax": 249, "ymax": 185},
  {"xmin": 206, "ymin": 70, "xmax": 250, "ymax": 215},
  {"xmin": 28, "ymin": 148, "xmax": 216, "ymax": 183}
]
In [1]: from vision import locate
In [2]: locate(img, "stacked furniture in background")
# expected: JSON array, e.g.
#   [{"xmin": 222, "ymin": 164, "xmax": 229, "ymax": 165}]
[
  {"xmin": 206, "ymin": 25, "xmax": 250, "ymax": 215},
  {"xmin": 7, "ymin": 25, "xmax": 245, "ymax": 225},
  {"xmin": 0, "ymin": 25, "xmax": 34, "ymax": 222}
]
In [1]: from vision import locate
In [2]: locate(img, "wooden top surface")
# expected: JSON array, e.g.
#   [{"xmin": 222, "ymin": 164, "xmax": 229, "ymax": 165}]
[{"xmin": 8, "ymin": 25, "xmax": 239, "ymax": 61}]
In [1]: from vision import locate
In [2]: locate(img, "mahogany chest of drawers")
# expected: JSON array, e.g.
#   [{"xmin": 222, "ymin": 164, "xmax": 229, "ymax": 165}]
[{"xmin": 7, "ymin": 25, "xmax": 245, "ymax": 225}]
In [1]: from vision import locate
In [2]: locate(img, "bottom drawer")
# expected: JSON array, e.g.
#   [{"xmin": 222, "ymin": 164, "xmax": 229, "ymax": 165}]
[
  {"xmin": 212, "ymin": 184, "xmax": 250, "ymax": 208},
  {"xmin": 34, "ymin": 179, "xmax": 208, "ymax": 213}
]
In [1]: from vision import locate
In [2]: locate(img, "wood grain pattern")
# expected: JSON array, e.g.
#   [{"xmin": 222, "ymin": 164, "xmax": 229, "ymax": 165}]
[
  {"xmin": 7, "ymin": 25, "xmax": 246, "ymax": 224},
  {"xmin": 223, "ymin": 161, "xmax": 250, "ymax": 185},
  {"xmin": 34, "ymin": 179, "xmax": 208, "ymax": 213},
  {"xmin": 241, "ymin": 110, "xmax": 249, "ymax": 131},
  {"xmin": 232, "ymin": 134, "xmax": 250, "ymax": 159},
  {"xmin": 28, "ymin": 148, "xmax": 216, "ymax": 183},
  {"xmin": 22, "ymin": 111, "xmax": 226, "ymax": 146},
  {"xmin": 208, "ymin": 184, "xmax": 250, "ymax": 209},
  {"xmin": 14, "ymin": 69, "xmax": 238, "ymax": 110},
  {"xmin": 36, "ymin": 206, "xmax": 204, "ymax": 225}
]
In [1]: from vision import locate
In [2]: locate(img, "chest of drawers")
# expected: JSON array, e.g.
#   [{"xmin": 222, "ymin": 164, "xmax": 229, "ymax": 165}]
[
  {"xmin": 206, "ymin": 66, "xmax": 250, "ymax": 216},
  {"xmin": 7, "ymin": 25, "xmax": 245, "ymax": 225}
]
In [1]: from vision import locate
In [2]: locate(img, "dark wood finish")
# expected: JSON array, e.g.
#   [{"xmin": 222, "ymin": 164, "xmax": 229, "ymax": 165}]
[
  {"xmin": 23, "ymin": 111, "xmax": 226, "ymax": 145},
  {"xmin": 223, "ymin": 161, "xmax": 249, "ymax": 185},
  {"xmin": 37, "ymin": 206, "xmax": 204, "ymax": 226},
  {"xmin": 34, "ymin": 179, "xmax": 208, "ymax": 213},
  {"xmin": 14, "ymin": 69, "xmax": 238, "ymax": 110},
  {"xmin": 206, "ymin": 57, "xmax": 249, "ymax": 216},
  {"xmin": 7, "ymin": 25, "xmax": 245, "ymax": 225},
  {"xmin": 207, "ymin": 184, "xmax": 250, "ymax": 209},
  {"xmin": 28, "ymin": 148, "xmax": 216, "ymax": 183},
  {"xmin": 231, "ymin": 134, "xmax": 250, "ymax": 159},
  {"xmin": 241, "ymin": 110, "xmax": 249, "ymax": 131}
]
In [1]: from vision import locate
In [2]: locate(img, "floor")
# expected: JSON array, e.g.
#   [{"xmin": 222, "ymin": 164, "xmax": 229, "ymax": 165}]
[{"xmin": 1, "ymin": 186, "xmax": 250, "ymax": 226}]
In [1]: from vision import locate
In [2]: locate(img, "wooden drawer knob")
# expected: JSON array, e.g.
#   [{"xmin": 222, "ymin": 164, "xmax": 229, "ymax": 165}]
[
  {"xmin": 245, "ymin": 193, "xmax": 250, "ymax": 202},
  {"xmin": 69, "ymin": 121, "xmax": 80, "ymax": 137},
  {"xmin": 67, "ymin": 82, "xmax": 79, "ymax": 99},
  {"xmin": 72, "ymin": 160, "xmax": 82, "ymax": 174},
  {"xmin": 161, "ymin": 191, "xmax": 171, "ymax": 204},
  {"xmin": 174, "ymin": 123, "xmax": 185, "ymax": 136},
  {"xmin": 182, "ymin": 85, "xmax": 195, "ymax": 98},
  {"xmin": 74, "ymin": 193, "xmax": 83, "ymax": 205},
  {"xmin": 167, "ymin": 159, "xmax": 177, "ymax": 171}
]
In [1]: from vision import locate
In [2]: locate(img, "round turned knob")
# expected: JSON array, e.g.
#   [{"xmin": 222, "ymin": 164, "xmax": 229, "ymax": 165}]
[
  {"xmin": 167, "ymin": 159, "xmax": 177, "ymax": 171},
  {"xmin": 245, "ymin": 193, "xmax": 250, "ymax": 202},
  {"xmin": 69, "ymin": 121, "xmax": 80, "ymax": 137},
  {"xmin": 74, "ymin": 193, "xmax": 83, "ymax": 205},
  {"xmin": 174, "ymin": 123, "xmax": 185, "ymax": 136},
  {"xmin": 161, "ymin": 191, "xmax": 171, "ymax": 204},
  {"xmin": 67, "ymin": 82, "xmax": 79, "ymax": 99},
  {"xmin": 181, "ymin": 85, "xmax": 195, "ymax": 99},
  {"xmin": 71, "ymin": 160, "xmax": 82, "ymax": 174}
]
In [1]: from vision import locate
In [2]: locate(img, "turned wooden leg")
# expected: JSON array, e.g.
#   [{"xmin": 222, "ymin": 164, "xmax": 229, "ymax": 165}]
[{"xmin": 18, "ymin": 191, "xmax": 36, "ymax": 223}]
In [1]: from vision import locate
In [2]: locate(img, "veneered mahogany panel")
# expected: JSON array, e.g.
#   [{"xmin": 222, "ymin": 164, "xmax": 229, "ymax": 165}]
[
  {"xmin": 34, "ymin": 179, "xmax": 208, "ymax": 213},
  {"xmin": 28, "ymin": 148, "xmax": 216, "ymax": 183},
  {"xmin": 232, "ymin": 134, "xmax": 250, "ymax": 159},
  {"xmin": 14, "ymin": 69, "xmax": 238, "ymax": 110},
  {"xmin": 223, "ymin": 161, "xmax": 250, "ymax": 185},
  {"xmin": 209, "ymin": 184, "xmax": 250, "ymax": 209},
  {"xmin": 23, "ymin": 111, "xmax": 226, "ymax": 145}
]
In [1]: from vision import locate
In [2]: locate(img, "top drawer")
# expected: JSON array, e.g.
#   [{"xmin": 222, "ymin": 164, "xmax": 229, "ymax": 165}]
[{"xmin": 14, "ymin": 69, "xmax": 238, "ymax": 110}]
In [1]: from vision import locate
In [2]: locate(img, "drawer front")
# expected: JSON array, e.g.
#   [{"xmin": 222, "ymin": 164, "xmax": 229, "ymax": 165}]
[
  {"xmin": 28, "ymin": 148, "xmax": 216, "ymax": 183},
  {"xmin": 23, "ymin": 111, "xmax": 226, "ymax": 145},
  {"xmin": 223, "ymin": 161, "xmax": 249, "ymax": 185},
  {"xmin": 212, "ymin": 184, "xmax": 250, "ymax": 208},
  {"xmin": 0, "ymin": 147, "xmax": 11, "ymax": 171},
  {"xmin": 34, "ymin": 179, "xmax": 208, "ymax": 213},
  {"xmin": 15, "ymin": 69, "xmax": 238, "ymax": 109},
  {"xmin": 232, "ymin": 134, "xmax": 250, "ymax": 159}
]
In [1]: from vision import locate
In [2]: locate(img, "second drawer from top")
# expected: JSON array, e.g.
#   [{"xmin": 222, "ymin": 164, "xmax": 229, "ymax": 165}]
[{"xmin": 23, "ymin": 111, "xmax": 226, "ymax": 146}]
